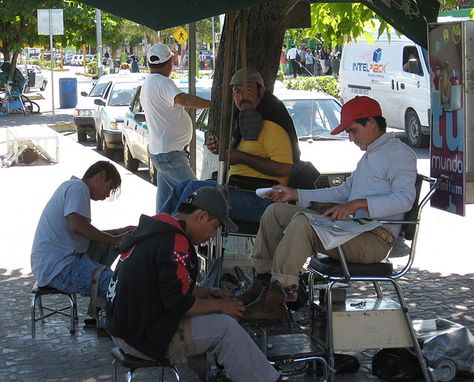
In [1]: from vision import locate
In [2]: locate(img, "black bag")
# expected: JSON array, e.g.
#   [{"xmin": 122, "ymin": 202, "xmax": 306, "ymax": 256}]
[
  {"xmin": 295, "ymin": 51, "xmax": 301, "ymax": 62},
  {"xmin": 372, "ymin": 348, "xmax": 422, "ymax": 381},
  {"xmin": 287, "ymin": 160, "xmax": 320, "ymax": 189},
  {"xmin": 228, "ymin": 175, "xmax": 278, "ymax": 192}
]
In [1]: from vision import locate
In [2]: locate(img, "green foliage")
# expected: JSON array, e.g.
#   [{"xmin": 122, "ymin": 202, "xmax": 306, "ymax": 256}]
[
  {"xmin": 284, "ymin": 76, "xmax": 340, "ymax": 99},
  {"xmin": 286, "ymin": 3, "xmax": 390, "ymax": 49},
  {"xmin": 86, "ymin": 60, "xmax": 97, "ymax": 75}
]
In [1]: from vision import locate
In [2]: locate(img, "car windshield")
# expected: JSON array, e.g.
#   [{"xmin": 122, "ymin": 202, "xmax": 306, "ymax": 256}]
[
  {"xmin": 282, "ymin": 98, "xmax": 345, "ymax": 139},
  {"xmin": 89, "ymin": 82, "xmax": 109, "ymax": 97},
  {"xmin": 108, "ymin": 83, "xmax": 138, "ymax": 106}
]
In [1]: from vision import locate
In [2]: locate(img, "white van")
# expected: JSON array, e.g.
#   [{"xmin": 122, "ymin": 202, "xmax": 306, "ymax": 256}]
[{"xmin": 339, "ymin": 30, "xmax": 430, "ymax": 147}]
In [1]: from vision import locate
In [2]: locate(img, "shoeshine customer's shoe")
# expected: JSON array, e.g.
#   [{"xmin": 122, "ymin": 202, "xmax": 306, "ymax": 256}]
[
  {"xmin": 242, "ymin": 281, "xmax": 287, "ymax": 322},
  {"xmin": 236, "ymin": 279, "xmax": 267, "ymax": 306}
]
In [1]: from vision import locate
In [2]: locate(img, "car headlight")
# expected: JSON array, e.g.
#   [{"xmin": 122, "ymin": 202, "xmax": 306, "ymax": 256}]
[{"xmin": 109, "ymin": 121, "xmax": 124, "ymax": 130}]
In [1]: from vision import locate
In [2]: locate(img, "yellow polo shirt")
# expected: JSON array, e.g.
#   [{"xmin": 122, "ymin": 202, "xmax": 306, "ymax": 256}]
[{"xmin": 227, "ymin": 120, "xmax": 293, "ymax": 185}]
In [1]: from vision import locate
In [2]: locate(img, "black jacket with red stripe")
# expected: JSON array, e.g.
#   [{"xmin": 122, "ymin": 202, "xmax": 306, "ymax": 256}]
[{"xmin": 106, "ymin": 213, "xmax": 198, "ymax": 360}]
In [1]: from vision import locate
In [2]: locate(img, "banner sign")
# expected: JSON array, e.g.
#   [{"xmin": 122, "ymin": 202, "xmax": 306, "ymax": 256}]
[{"xmin": 428, "ymin": 22, "xmax": 465, "ymax": 216}]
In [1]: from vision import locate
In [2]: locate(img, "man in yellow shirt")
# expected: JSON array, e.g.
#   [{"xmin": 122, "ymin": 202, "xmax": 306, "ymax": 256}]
[{"xmin": 160, "ymin": 68, "xmax": 300, "ymax": 223}]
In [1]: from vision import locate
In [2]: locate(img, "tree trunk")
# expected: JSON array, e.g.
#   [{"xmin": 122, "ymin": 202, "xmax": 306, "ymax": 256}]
[{"xmin": 201, "ymin": 0, "xmax": 298, "ymax": 178}]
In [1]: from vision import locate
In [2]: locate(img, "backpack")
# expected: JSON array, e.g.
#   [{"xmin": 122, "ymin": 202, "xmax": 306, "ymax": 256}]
[{"xmin": 295, "ymin": 51, "xmax": 301, "ymax": 62}]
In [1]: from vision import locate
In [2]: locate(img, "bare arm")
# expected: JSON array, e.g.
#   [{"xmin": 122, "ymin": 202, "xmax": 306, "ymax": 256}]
[
  {"xmin": 104, "ymin": 226, "xmax": 136, "ymax": 235},
  {"xmin": 174, "ymin": 93, "xmax": 211, "ymax": 109},
  {"xmin": 67, "ymin": 213, "xmax": 122, "ymax": 246},
  {"xmin": 186, "ymin": 297, "xmax": 245, "ymax": 319},
  {"xmin": 229, "ymin": 149, "xmax": 293, "ymax": 177}
]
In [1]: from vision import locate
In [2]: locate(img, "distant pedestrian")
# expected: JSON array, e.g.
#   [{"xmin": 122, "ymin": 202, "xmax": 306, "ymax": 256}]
[
  {"xmin": 305, "ymin": 48, "xmax": 315, "ymax": 76},
  {"xmin": 130, "ymin": 55, "xmax": 139, "ymax": 73},
  {"xmin": 286, "ymin": 44, "xmax": 299, "ymax": 78},
  {"xmin": 140, "ymin": 44, "xmax": 212, "ymax": 212},
  {"xmin": 198, "ymin": 51, "xmax": 206, "ymax": 70}
]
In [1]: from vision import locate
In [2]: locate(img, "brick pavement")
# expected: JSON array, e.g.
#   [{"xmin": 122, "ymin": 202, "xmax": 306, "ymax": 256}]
[{"xmin": 1, "ymin": 262, "xmax": 472, "ymax": 381}]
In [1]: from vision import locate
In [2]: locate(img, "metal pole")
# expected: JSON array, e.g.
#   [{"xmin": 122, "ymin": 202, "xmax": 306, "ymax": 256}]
[
  {"xmin": 49, "ymin": 8, "xmax": 55, "ymax": 122},
  {"xmin": 189, "ymin": 23, "xmax": 197, "ymax": 173},
  {"xmin": 96, "ymin": 9, "xmax": 103, "ymax": 76},
  {"xmin": 211, "ymin": 16, "xmax": 216, "ymax": 70}
]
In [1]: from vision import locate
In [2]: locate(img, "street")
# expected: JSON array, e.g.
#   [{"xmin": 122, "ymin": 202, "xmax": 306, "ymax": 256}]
[{"xmin": 0, "ymin": 67, "xmax": 473, "ymax": 381}]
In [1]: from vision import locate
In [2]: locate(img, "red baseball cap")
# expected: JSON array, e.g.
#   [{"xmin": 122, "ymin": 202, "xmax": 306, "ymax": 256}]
[{"xmin": 331, "ymin": 96, "xmax": 382, "ymax": 135}]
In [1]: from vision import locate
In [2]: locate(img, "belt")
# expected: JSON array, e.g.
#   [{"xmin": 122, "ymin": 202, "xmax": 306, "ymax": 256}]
[{"xmin": 371, "ymin": 227, "xmax": 395, "ymax": 246}]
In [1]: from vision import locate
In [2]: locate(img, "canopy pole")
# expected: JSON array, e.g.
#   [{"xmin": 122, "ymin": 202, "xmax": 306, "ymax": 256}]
[
  {"xmin": 217, "ymin": 11, "xmax": 236, "ymax": 182},
  {"xmin": 239, "ymin": 9, "xmax": 248, "ymax": 97}
]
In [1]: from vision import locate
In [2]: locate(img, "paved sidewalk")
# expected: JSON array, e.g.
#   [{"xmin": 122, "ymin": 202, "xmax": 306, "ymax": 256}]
[{"xmin": 0, "ymin": 109, "xmax": 473, "ymax": 381}]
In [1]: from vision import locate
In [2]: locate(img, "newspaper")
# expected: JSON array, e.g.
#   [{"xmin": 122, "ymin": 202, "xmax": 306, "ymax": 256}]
[{"xmin": 296, "ymin": 212, "xmax": 382, "ymax": 250}]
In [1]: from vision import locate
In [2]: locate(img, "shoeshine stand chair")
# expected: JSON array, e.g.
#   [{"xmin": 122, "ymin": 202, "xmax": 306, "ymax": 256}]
[
  {"xmin": 111, "ymin": 347, "xmax": 180, "ymax": 382},
  {"xmin": 31, "ymin": 282, "xmax": 78, "ymax": 337},
  {"xmin": 308, "ymin": 174, "xmax": 437, "ymax": 382}
]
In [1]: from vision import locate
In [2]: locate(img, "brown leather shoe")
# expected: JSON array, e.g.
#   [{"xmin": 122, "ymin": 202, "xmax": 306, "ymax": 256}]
[
  {"xmin": 242, "ymin": 281, "xmax": 287, "ymax": 322},
  {"xmin": 236, "ymin": 279, "xmax": 267, "ymax": 306}
]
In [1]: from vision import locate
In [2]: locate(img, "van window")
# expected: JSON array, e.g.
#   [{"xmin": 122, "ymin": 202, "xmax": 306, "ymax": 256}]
[{"xmin": 402, "ymin": 46, "xmax": 423, "ymax": 76}]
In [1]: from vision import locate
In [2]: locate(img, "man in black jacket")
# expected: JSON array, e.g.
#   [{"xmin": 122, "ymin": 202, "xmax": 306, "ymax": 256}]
[{"xmin": 106, "ymin": 187, "xmax": 283, "ymax": 382}]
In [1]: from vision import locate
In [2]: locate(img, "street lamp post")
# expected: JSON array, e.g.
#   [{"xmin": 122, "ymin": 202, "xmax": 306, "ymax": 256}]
[{"xmin": 96, "ymin": 9, "xmax": 103, "ymax": 76}]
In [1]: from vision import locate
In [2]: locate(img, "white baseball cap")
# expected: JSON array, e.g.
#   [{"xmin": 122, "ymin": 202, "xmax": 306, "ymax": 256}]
[{"xmin": 147, "ymin": 44, "xmax": 173, "ymax": 65}]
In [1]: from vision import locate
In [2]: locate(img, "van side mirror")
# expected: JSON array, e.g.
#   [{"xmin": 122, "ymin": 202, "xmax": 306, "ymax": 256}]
[
  {"xmin": 134, "ymin": 113, "xmax": 146, "ymax": 123},
  {"xmin": 94, "ymin": 99, "xmax": 106, "ymax": 106},
  {"xmin": 80, "ymin": 91, "xmax": 88, "ymax": 97}
]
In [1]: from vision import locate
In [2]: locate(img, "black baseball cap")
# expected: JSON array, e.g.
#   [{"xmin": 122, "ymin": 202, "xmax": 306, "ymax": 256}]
[{"xmin": 187, "ymin": 187, "xmax": 238, "ymax": 232}]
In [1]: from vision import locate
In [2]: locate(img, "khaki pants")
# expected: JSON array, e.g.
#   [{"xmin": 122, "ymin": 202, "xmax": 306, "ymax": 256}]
[{"xmin": 252, "ymin": 204, "xmax": 392, "ymax": 289}]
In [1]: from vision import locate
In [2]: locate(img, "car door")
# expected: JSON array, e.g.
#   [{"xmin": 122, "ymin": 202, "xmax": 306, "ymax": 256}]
[
  {"xmin": 94, "ymin": 82, "xmax": 112, "ymax": 134},
  {"xmin": 125, "ymin": 87, "xmax": 148, "ymax": 163}
]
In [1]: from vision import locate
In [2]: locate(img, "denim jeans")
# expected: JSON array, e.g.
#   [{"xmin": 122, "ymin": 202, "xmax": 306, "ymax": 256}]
[
  {"xmin": 151, "ymin": 150, "xmax": 196, "ymax": 212},
  {"xmin": 48, "ymin": 242, "xmax": 118, "ymax": 298},
  {"xmin": 48, "ymin": 254, "xmax": 113, "ymax": 297},
  {"xmin": 159, "ymin": 179, "xmax": 272, "ymax": 223}
]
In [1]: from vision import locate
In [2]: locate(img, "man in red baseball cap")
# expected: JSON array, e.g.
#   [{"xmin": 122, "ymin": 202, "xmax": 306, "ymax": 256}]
[{"xmin": 241, "ymin": 96, "xmax": 418, "ymax": 322}]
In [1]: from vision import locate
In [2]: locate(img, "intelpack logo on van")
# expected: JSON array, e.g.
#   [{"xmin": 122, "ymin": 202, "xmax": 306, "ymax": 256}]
[{"xmin": 352, "ymin": 48, "xmax": 387, "ymax": 73}]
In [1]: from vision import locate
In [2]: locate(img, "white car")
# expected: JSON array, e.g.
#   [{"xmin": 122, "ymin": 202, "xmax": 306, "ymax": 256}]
[
  {"xmin": 93, "ymin": 77, "xmax": 145, "ymax": 157},
  {"xmin": 122, "ymin": 86, "xmax": 363, "ymax": 187},
  {"xmin": 122, "ymin": 79, "xmax": 212, "ymax": 181},
  {"xmin": 276, "ymin": 89, "xmax": 363, "ymax": 187},
  {"xmin": 74, "ymin": 73, "xmax": 147, "ymax": 142},
  {"xmin": 18, "ymin": 64, "xmax": 48, "ymax": 91}
]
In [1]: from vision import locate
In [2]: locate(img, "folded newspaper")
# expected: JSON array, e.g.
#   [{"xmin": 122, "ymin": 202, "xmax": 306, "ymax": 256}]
[{"xmin": 296, "ymin": 212, "xmax": 382, "ymax": 250}]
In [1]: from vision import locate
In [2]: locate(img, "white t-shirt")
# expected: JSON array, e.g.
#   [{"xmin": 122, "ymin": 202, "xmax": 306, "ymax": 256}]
[{"xmin": 140, "ymin": 73, "xmax": 192, "ymax": 155}]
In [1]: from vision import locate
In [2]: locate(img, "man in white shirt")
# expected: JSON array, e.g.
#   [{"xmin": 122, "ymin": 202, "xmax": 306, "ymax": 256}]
[
  {"xmin": 241, "ymin": 96, "xmax": 417, "ymax": 321},
  {"xmin": 140, "ymin": 44, "xmax": 212, "ymax": 212},
  {"xmin": 286, "ymin": 44, "xmax": 299, "ymax": 78}
]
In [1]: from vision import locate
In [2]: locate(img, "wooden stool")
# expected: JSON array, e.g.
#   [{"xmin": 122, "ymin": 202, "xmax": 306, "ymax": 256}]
[
  {"xmin": 31, "ymin": 282, "xmax": 77, "ymax": 337},
  {"xmin": 111, "ymin": 347, "xmax": 180, "ymax": 382}
]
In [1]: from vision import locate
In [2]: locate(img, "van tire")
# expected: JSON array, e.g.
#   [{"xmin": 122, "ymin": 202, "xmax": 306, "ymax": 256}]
[
  {"xmin": 123, "ymin": 141, "xmax": 139, "ymax": 172},
  {"xmin": 405, "ymin": 110, "xmax": 429, "ymax": 148}
]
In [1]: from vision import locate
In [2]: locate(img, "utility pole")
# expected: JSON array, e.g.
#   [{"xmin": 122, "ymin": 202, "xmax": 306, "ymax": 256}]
[{"xmin": 96, "ymin": 9, "xmax": 103, "ymax": 76}]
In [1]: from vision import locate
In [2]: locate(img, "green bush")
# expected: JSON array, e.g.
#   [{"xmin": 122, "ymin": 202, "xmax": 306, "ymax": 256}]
[
  {"xmin": 87, "ymin": 61, "xmax": 97, "ymax": 75},
  {"xmin": 284, "ymin": 76, "xmax": 340, "ymax": 99}
]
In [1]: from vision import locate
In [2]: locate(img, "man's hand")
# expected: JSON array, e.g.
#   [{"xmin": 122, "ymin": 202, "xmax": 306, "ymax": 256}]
[
  {"xmin": 208, "ymin": 288, "xmax": 231, "ymax": 299},
  {"xmin": 323, "ymin": 199, "xmax": 368, "ymax": 221},
  {"xmin": 219, "ymin": 299, "xmax": 245, "ymax": 319},
  {"xmin": 206, "ymin": 134, "xmax": 219, "ymax": 154},
  {"xmin": 269, "ymin": 186, "xmax": 298, "ymax": 203}
]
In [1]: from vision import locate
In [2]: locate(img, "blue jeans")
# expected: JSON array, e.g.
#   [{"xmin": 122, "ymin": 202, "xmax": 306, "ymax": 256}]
[
  {"xmin": 48, "ymin": 242, "xmax": 118, "ymax": 298},
  {"xmin": 151, "ymin": 150, "xmax": 196, "ymax": 212},
  {"xmin": 48, "ymin": 254, "xmax": 112, "ymax": 298},
  {"xmin": 160, "ymin": 179, "xmax": 272, "ymax": 223}
]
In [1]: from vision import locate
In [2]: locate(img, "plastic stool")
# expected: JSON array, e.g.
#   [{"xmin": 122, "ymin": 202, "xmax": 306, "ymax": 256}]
[
  {"xmin": 111, "ymin": 347, "xmax": 180, "ymax": 382},
  {"xmin": 31, "ymin": 282, "xmax": 77, "ymax": 337}
]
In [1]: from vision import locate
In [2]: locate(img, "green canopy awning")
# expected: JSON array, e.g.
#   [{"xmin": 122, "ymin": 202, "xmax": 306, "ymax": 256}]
[{"xmin": 79, "ymin": 0, "xmax": 439, "ymax": 48}]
